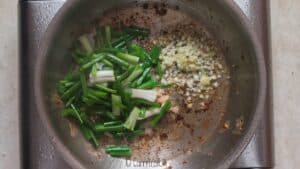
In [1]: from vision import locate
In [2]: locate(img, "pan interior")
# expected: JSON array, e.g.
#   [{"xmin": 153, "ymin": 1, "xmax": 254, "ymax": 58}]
[
  {"xmin": 40, "ymin": 0, "xmax": 260, "ymax": 169},
  {"xmin": 92, "ymin": 6, "xmax": 230, "ymax": 161}
]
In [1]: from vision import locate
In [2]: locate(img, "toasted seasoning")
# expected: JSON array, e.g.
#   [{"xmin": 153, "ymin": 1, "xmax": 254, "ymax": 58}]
[{"xmin": 154, "ymin": 24, "xmax": 226, "ymax": 110}]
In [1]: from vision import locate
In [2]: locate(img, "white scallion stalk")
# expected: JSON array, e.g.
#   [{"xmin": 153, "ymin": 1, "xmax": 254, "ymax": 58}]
[
  {"xmin": 138, "ymin": 108, "xmax": 160, "ymax": 120},
  {"xmin": 89, "ymin": 70, "xmax": 115, "ymax": 84},
  {"xmin": 131, "ymin": 89, "xmax": 157, "ymax": 102},
  {"xmin": 78, "ymin": 35, "xmax": 93, "ymax": 54}
]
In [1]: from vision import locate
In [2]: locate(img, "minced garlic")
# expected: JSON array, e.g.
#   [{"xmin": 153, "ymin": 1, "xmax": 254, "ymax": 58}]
[{"xmin": 154, "ymin": 24, "xmax": 226, "ymax": 103}]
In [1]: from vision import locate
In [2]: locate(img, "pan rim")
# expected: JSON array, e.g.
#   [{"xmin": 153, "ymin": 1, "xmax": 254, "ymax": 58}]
[{"xmin": 34, "ymin": 1, "xmax": 267, "ymax": 169}]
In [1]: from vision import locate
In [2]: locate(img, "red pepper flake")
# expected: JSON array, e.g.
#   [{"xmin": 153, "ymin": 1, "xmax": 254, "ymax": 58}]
[{"xmin": 182, "ymin": 160, "xmax": 188, "ymax": 165}]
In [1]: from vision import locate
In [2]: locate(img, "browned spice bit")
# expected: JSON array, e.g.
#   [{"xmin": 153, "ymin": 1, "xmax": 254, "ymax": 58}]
[
  {"xmin": 143, "ymin": 134, "xmax": 152, "ymax": 141},
  {"xmin": 190, "ymin": 128, "xmax": 195, "ymax": 134},
  {"xmin": 233, "ymin": 116, "xmax": 244, "ymax": 135},
  {"xmin": 175, "ymin": 115, "xmax": 184, "ymax": 122},
  {"xmin": 142, "ymin": 3, "xmax": 149, "ymax": 9},
  {"xmin": 101, "ymin": 134, "xmax": 115, "ymax": 145},
  {"xmin": 200, "ymin": 100, "xmax": 213, "ymax": 111},
  {"xmin": 241, "ymin": 54, "xmax": 246, "ymax": 61},
  {"xmin": 52, "ymin": 93, "xmax": 64, "ymax": 107},
  {"xmin": 183, "ymin": 122, "xmax": 191, "ymax": 129},
  {"xmin": 187, "ymin": 103, "xmax": 193, "ymax": 109},
  {"xmin": 162, "ymin": 159, "xmax": 167, "ymax": 165},
  {"xmin": 160, "ymin": 133, "xmax": 168, "ymax": 141},
  {"xmin": 153, "ymin": 3, "xmax": 168, "ymax": 16},
  {"xmin": 198, "ymin": 136, "xmax": 205, "ymax": 144},
  {"xmin": 153, "ymin": 3, "xmax": 158, "ymax": 11},
  {"xmin": 185, "ymin": 148, "xmax": 193, "ymax": 155},
  {"xmin": 182, "ymin": 160, "xmax": 188, "ymax": 165},
  {"xmin": 170, "ymin": 106, "xmax": 179, "ymax": 114},
  {"xmin": 223, "ymin": 120, "xmax": 230, "ymax": 129},
  {"xmin": 201, "ymin": 120, "xmax": 210, "ymax": 130},
  {"xmin": 68, "ymin": 122, "xmax": 78, "ymax": 137},
  {"xmin": 231, "ymin": 64, "xmax": 238, "ymax": 68},
  {"xmin": 236, "ymin": 117, "xmax": 244, "ymax": 130},
  {"xmin": 95, "ymin": 151, "xmax": 103, "ymax": 158},
  {"xmin": 89, "ymin": 115, "xmax": 98, "ymax": 123}
]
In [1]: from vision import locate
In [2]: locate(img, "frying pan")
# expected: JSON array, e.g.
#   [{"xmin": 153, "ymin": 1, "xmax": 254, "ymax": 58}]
[{"xmin": 34, "ymin": 0, "xmax": 266, "ymax": 169}]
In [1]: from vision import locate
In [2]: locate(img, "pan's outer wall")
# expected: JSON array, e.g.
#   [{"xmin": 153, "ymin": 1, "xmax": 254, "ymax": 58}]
[{"xmin": 34, "ymin": 0, "xmax": 266, "ymax": 169}]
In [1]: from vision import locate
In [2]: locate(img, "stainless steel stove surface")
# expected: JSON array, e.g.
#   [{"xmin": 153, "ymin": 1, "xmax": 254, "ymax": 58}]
[{"xmin": 19, "ymin": 0, "xmax": 274, "ymax": 168}]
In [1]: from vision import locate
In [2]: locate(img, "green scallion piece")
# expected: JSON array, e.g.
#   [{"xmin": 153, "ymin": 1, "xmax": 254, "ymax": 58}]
[
  {"xmin": 137, "ymin": 80, "xmax": 160, "ymax": 89},
  {"xmin": 95, "ymin": 84, "xmax": 117, "ymax": 94},
  {"xmin": 156, "ymin": 62, "xmax": 163, "ymax": 81},
  {"xmin": 80, "ymin": 72, "xmax": 87, "ymax": 96},
  {"xmin": 124, "ymin": 27, "xmax": 150, "ymax": 37},
  {"xmin": 81, "ymin": 126, "xmax": 100, "ymax": 147},
  {"xmin": 104, "ymin": 121, "xmax": 123, "ymax": 127},
  {"xmin": 81, "ymin": 53, "xmax": 105, "ymax": 71},
  {"xmin": 149, "ymin": 45, "xmax": 161, "ymax": 64},
  {"xmin": 123, "ymin": 107, "xmax": 140, "ymax": 131},
  {"xmin": 102, "ymin": 59, "xmax": 114, "ymax": 67},
  {"xmin": 134, "ymin": 67, "xmax": 151, "ymax": 87},
  {"xmin": 105, "ymin": 25, "xmax": 112, "ymax": 48},
  {"xmin": 70, "ymin": 104, "xmax": 84, "ymax": 124},
  {"xmin": 78, "ymin": 35, "xmax": 93, "ymax": 54},
  {"xmin": 106, "ymin": 53, "xmax": 130, "ymax": 67},
  {"xmin": 111, "ymin": 94, "xmax": 123, "ymax": 116},
  {"xmin": 105, "ymin": 145, "xmax": 132, "ymax": 157},
  {"xmin": 117, "ymin": 66, "xmax": 135, "ymax": 81},
  {"xmin": 150, "ymin": 100, "xmax": 172, "ymax": 128},
  {"xmin": 116, "ymin": 52, "xmax": 140, "ymax": 64},
  {"xmin": 61, "ymin": 82, "xmax": 81, "ymax": 101},
  {"xmin": 94, "ymin": 124, "xmax": 125, "ymax": 133},
  {"xmin": 88, "ymin": 89, "xmax": 108, "ymax": 99},
  {"xmin": 122, "ymin": 66, "xmax": 143, "ymax": 86},
  {"xmin": 133, "ymin": 98, "xmax": 161, "ymax": 108}
]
